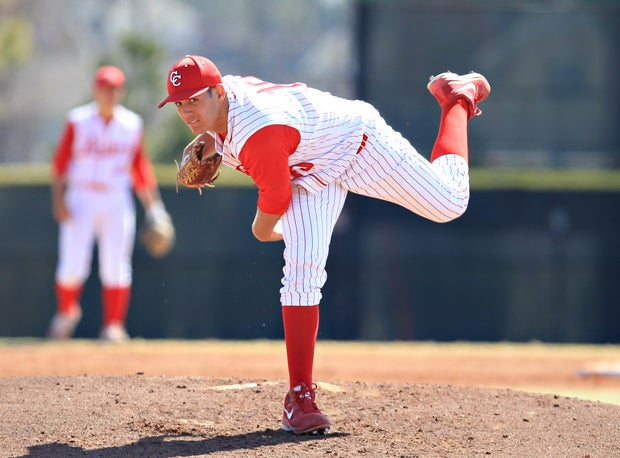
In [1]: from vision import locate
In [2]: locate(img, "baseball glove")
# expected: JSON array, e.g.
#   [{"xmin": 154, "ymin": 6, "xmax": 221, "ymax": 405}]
[
  {"xmin": 139, "ymin": 206, "xmax": 175, "ymax": 258},
  {"xmin": 176, "ymin": 137, "xmax": 222, "ymax": 194}
]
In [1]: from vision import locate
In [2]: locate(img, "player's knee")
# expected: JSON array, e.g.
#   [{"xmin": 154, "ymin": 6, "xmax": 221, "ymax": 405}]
[
  {"xmin": 100, "ymin": 268, "xmax": 132, "ymax": 286},
  {"xmin": 434, "ymin": 203, "xmax": 468, "ymax": 223},
  {"xmin": 55, "ymin": 277, "xmax": 84, "ymax": 288},
  {"xmin": 56, "ymin": 270, "xmax": 89, "ymax": 287}
]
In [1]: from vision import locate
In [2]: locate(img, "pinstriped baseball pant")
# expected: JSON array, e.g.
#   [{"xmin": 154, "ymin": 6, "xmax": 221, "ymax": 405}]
[{"xmin": 279, "ymin": 112, "xmax": 469, "ymax": 306}]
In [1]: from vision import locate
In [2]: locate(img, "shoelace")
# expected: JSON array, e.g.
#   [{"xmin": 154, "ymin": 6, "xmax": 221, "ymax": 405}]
[{"xmin": 295, "ymin": 386, "xmax": 320, "ymax": 413}]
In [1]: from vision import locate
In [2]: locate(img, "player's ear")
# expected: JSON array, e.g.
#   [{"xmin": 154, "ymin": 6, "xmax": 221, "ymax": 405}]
[{"xmin": 213, "ymin": 84, "xmax": 226, "ymax": 99}]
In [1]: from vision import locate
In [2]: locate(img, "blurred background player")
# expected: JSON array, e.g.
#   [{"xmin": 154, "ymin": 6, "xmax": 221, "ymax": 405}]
[
  {"xmin": 159, "ymin": 55, "xmax": 489, "ymax": 433},
  {"xmin": 48, "ymin": 65, "xmax": 172, "ymax": 342}
]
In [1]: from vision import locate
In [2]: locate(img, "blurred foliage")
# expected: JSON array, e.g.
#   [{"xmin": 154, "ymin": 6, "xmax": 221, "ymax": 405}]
[
  {"xmin": 146, "ymin": 114, "xmax": 197, "ymax": 164},
  {"xmin": 96, "ymin": 33, "xmax": 193, "ymax": 163},
  {"xmin": 0, "ymin": 16, "xmax": 34, "ymax": 72},
  {"xmin": 115, "ymin": 34, "xmax": 164, "ymax": 121}
]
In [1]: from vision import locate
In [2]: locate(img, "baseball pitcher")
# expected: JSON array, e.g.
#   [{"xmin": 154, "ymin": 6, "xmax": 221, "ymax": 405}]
[{"xmin": 160, "ymin": 55, "xmax": 490, "ymax": 434}]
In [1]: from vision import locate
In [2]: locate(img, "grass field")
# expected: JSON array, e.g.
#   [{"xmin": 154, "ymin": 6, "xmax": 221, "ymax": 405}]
[{"xmin": 2, "ymin": 163, "xmax": 620, "ymax": 190}]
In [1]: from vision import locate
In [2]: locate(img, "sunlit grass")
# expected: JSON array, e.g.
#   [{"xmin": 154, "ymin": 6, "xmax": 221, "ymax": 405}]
[{"xmin": 1, "ymin": 164, "xmax": 619, "ymax": 190}]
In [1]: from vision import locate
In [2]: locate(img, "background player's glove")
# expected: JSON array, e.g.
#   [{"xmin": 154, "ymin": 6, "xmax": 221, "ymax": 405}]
[
  {"xmin": 176, "ymin": 137, "xmax": 222, "ymax": 194},
  {"xmin": 139, "ymin": 202, "xmax": 175, "ymax": 258}
]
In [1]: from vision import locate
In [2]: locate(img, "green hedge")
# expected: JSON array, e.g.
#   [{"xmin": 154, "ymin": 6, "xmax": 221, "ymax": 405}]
[{"xmin": 1, "ymin": 164, "xmax": 619, "ymax": 191}]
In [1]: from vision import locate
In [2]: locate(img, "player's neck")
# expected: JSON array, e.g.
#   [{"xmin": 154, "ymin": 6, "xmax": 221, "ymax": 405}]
[
  {"xmin": 214, "ymin": 96, "xmax": 229, "ymax": 133},
  {"xmin": 98, "ymin": 105, "xmax": 115, "ymax": 123}
]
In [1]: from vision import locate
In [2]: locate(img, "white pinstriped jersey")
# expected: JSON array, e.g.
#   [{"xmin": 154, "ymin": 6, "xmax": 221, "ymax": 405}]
[
  {"xmin": 207, "ymin": 75, "xmax": 471, "ymax": 306},
  {"xmin": 216, "ymin": 75, "xmax": 371, "ymax": 194},
  {"xmin": 55, "ymin": 102, "xmax": 145, "ymax": 288},
  {"xmin": 65, "ymin": 102, "xmax": 143, "ymax": 191}
]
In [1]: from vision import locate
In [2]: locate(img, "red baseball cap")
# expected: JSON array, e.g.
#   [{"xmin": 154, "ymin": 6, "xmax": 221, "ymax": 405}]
[
  {"xmin": 158, "ymin": 55, "xmax": 222, "ymax": 108},
  {"xmin": 94, "ymin": 65, "xmax": 125, "ymax": 87}
]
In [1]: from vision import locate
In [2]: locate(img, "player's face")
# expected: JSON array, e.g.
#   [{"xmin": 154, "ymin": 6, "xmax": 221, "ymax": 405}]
[
  {"xmin": 94, "ymin": 84, "xmax": 125, "ymax": 110},
  {"xmin": 174, "ymin": 89, "xmax": 226, "ymax": 134}
]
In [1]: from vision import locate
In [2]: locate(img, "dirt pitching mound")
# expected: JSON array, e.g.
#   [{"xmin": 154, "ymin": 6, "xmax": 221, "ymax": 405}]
[{"xmin": 1, "ymin": 374, "xmax": 619, "ymax": 457}]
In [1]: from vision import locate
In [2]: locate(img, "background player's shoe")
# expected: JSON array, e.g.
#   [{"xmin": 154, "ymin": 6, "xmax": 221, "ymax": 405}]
[
  {"xmin": 99, "ymin": 323, "xmax": 129, "ymax": 342},
  {"xmin": 427, "ymin": 71, "xmax": 491, "ymax": 118},
  {"xmin": 281, "ymin": 382, "xmax": 331, "ymax": 435},
  {"xmin": 47, "ymin": 308, "xmax": 82, "ymax": 340}
]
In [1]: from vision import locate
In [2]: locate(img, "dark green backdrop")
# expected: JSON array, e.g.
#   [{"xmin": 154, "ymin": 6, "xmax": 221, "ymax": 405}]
[{"xmin": 1, "ymin": 185, "xmax": 618, "ymax": 343}]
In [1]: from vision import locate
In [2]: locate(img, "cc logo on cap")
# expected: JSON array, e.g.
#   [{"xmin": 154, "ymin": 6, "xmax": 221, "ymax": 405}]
[{"xmin": 170, "ymin": 70, "xmax": 182, "ymax": 87}]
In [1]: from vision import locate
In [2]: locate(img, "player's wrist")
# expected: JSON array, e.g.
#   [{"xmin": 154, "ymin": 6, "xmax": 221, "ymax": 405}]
[{"xmin": 146, "ymin": 200, "xmax": 167, "ymax": 221}]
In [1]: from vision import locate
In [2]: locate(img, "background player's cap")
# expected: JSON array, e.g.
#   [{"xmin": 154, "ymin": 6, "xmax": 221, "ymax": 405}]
[
  {"xmin": 94, "ymin": 65, "xmax": 125, "ymax": 87},
  {"xmin": 158, "ymin": 55, "xmax": 222, "ymax": 108}
]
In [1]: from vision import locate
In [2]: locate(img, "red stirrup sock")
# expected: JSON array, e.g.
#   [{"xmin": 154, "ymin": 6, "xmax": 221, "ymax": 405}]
[
  {"xmin": 102, "ymin": 286, "xmax": 131, "ymax": 326},
  {"xmin": 55, "ymin": 283, "xmax": 83, "ymax": 315},
  {"xmin": 430, "ymin": 98, "xmax": 470, "ymax": 163},
  {"xmin": 282, "ymin": 305, "xmax": 319, "ymax": 389}
]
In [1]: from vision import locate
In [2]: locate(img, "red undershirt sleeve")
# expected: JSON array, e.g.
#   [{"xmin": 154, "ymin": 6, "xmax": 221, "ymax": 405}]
[
  {"xmin": 238, "ymin": 124, "xmax": 301, "ymax": 215},
  {"xmin": 131, "ymin": 135, "xmax": 158, "ymax": 191},
  {"xmin": 52, "ymin": 122, "xmax": 75, "ymax": 178}
]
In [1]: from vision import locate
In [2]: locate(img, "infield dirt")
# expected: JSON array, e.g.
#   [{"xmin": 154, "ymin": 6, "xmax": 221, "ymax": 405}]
[{"xmin": 1, "ymin": 339, "xmax": 619, "ymax": 457}]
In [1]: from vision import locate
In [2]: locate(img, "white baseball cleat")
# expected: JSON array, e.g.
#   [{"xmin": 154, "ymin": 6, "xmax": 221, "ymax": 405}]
[
  {"xmin": 99, "ymin": 323, "xmax": 130, "ymax": 342},
  {"xmin": 47, "ymin": 308, "xmax": 82, "ymax": 340}
]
